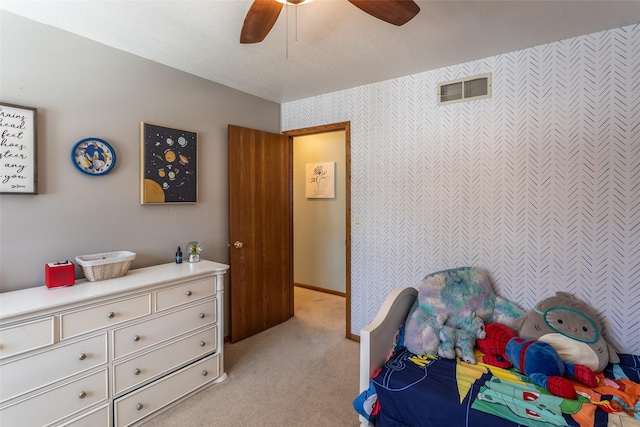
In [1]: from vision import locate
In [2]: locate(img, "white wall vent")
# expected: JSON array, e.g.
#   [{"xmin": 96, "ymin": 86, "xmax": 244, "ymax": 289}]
[{"xmin": 437, "ymin": 73, "xmax": 492, "ymax": 105}]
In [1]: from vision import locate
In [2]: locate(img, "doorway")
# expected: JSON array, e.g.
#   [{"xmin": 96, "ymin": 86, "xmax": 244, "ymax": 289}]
[
  {"xmin": 284, "ymin": 122, "xmax": 353, "ymax": 339},
  {"xmin": 227, "ymin": 123, "xmax": 352, "ymax": 341}
]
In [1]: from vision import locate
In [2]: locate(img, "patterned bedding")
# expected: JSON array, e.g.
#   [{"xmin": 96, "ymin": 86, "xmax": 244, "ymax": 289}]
[{"xmin": 354, "ymin": 348, "xmax": 640, "ymax": 427}]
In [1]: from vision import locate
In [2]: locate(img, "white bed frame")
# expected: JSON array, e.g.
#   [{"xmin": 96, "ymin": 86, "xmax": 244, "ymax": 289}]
[{"xmin": 358, "ymin": 286, "xmax": 418, "ymax": 427}]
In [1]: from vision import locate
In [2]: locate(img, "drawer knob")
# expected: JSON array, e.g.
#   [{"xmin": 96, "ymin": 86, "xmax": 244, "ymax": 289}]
[
  {"xmin": 78, "ymin": 391, "xmax": 87, "ymax": 399},
  {"xmin": 186, "ymin": 290, "xmax": 193, "ymax": 296},
  {"xmin": 133, "ymin": 335, "xmax": 141, "ymax": 342},
  {"xmin": 202, "ymin": 370, "xmax": 208, "ymax": 377},
  {"xmin": 78, "ymin": 353, "xmax": 87, "ymax": 361},
  {"xmin": 199, "ymin": 313, "xmax": 205, "ymax": 319},
  {"xmin": 136, "ymin": 403, "xmax": 144, "ymax": 411},
  {"xmin": 200, "ymin": 341, "xmax": 206, "ymax": 347},
  {"xmin": 107, "ymin": 311, "xmax": 115, "ymax": 319},
  {"xmin": 134, "ymin": 368, "xmax": 141, "ymax": 375}
]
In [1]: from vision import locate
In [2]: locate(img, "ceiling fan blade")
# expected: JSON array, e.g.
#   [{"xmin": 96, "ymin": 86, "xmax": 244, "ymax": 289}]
[
  {"xmin": 347, "ymin": 0, "xmax": 420, "ymax": 26},
  {"xmin": 240, "ymin": 0, "xmax": 284, "ymax": 44}
]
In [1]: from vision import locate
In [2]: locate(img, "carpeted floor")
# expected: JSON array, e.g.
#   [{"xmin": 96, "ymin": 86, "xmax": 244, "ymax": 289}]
[{"xmin": 144, "ymin": 287, "xmax": 361, "ymax": 426}]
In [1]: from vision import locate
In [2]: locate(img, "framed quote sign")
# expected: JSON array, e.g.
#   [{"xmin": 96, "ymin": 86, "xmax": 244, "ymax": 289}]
[
  {"xmin": 0, "ymin": 102, "xmax": 37, "ymax": 194},
  {"xmin": 140, "ymin": 122, "xmax": 198, "ymax": 204}
]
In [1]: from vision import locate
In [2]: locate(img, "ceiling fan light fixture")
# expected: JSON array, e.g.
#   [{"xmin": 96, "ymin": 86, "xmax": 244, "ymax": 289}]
[
  {"xmin": 275, "ymin": 0, "xmax": 313, "ymax": 5},
  {"xmin": 241, "ymin": 0, "xmax": 419, "ymax": 44}
]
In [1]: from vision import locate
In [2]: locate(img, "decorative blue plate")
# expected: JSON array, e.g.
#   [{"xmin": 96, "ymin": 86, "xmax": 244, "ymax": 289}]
[{"xmin": 71, "ymin": 138, "xmax": 116, "ymax": 176}]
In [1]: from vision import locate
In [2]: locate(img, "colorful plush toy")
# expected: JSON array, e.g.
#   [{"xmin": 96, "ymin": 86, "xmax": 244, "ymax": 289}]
[
  {"xmin": 513, "ymin": 291, "xmax": 619, "ymax": 372},
  {"xmin": 475, "ymin": 323, "xmax": 516, "ymax": 369},
  {"xmin": 438, "ymin": 325, "xmax": 458, "ymax": 360},
  {"xmin": 477, "ymin": 323, "xmax": 598, "ymax": 400},
  {"xmin": 404, "ymin": 267, "xmax": 524, "ymax": 356},
  {"xmin": 438, "ymin": 311, "xmax": 486, "ymax": 364},
  {"xmin": 405, "ymin": 310, "xmax": 449, "ymax": 356}
]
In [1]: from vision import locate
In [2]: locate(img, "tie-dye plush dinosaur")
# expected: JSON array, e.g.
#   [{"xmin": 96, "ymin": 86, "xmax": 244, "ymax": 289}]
[{"xmin": 404, "ymin": 267, "xmax": 524, "ymax": 356}]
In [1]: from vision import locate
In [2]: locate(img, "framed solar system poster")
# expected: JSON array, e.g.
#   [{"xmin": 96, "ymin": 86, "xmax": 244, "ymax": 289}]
[{"xmin": 140, "ymin": 122, "xmax": 198, "ymax": 204}]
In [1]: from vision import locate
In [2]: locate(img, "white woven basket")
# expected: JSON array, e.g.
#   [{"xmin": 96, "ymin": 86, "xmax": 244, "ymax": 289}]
[{"xmin": 75, "ymin": 251, "xmax": 136, "ymax": 282}]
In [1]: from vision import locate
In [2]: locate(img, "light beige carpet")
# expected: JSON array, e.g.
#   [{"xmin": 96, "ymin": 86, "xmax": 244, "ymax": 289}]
[{"xmin": 144, "ymin": 287, "xmax": 361, "ymax": 426}]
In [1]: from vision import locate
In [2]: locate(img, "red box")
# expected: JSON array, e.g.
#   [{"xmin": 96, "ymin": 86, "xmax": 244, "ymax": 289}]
[{"xmin": 45, "ymin": 261, "xmax": 75, "ymax": 288}]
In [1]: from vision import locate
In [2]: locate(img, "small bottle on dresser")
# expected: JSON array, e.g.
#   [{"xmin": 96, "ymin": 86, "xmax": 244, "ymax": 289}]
[{"xmin": 175, "ymin": 246, "xmax": 183, "ymax": 264}]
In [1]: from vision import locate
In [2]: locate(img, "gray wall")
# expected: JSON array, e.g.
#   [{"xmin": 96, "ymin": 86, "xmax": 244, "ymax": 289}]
[{"xmin": 0, "ymin": 12, "xmax": 280, "ymax": 293}]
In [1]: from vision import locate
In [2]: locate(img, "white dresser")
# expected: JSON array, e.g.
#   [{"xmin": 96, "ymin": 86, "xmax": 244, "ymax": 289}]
[{"xmin": 0, "ymin": 260, "xmax": 229, "ymax": 427}]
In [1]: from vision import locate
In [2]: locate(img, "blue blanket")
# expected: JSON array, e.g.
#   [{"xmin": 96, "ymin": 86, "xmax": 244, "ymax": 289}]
[{"xmin": 354, "ymin": 349, "xmax": 640, "ymax": 427}]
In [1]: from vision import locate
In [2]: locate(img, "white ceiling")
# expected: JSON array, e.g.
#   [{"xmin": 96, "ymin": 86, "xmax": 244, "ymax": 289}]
[{"xmin": 2, "ymin": 0, "xmax": 640, "ymax": 103}]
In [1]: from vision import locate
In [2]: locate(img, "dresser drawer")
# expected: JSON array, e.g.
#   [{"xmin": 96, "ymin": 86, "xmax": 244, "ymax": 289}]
[
  {"xmin": 113, "ymin": 326, "xmax": 217, "ymax": 395},
  {"xmin": 0, "ymin": 317, "xmax": 55, "ymax": 359},
  {"xmin": 155, "ymin": 278, "xmax": 215, "ymax": 312},
  {"xmin": 114, "ymin": 354, "xmax": 220, "ymax": 427},
  {"xmin": 0, "ymin": 368, "xmax": 108, "ymax": 427},
  {"xmin": 59, "ymin": 403, "xmax": 110, "ymax": 427},
  {"xmin": 1, "ymin": 333, "xmax": 107, "ymax": 403},
  {"xmin": 61, "ymin": 294, "xmax": 151, "ymax": 340},
  {"xmin": 112, "ymin": 298, "xmax": 216, "ymax": 360}
]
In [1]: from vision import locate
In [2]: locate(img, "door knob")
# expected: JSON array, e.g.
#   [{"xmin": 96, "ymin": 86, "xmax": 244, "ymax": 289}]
[{"xmin": 233, "ymin": 241, "xmax": 244, "ymax": 249}]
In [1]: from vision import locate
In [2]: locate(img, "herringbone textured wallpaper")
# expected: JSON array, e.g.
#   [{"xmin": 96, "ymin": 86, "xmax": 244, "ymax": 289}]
[{"xmin": 282, "ymin": 23, "xmax": 640, "ymax": 354}]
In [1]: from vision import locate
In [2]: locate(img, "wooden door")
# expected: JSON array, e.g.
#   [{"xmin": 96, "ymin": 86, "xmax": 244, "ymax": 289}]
[{"xmin": 228, "ymin": 125, "xmax": 293, "ymax": 342}]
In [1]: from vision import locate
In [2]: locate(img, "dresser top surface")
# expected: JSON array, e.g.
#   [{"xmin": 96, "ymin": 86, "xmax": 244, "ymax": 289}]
[{"xmin": 0, "ymin": 261, "xmax": 229, "ymax": 322}]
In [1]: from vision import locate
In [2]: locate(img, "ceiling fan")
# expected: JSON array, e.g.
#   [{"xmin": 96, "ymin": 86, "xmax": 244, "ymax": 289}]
[{"xmin": 240, "ymin": 0, "xmax": 421, "ymax": 44}]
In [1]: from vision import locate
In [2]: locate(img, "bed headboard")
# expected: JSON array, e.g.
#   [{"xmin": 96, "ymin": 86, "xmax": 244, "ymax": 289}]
[{"xmin": 359, "ymin": 286, "xmax": 418, "ymax": 393}]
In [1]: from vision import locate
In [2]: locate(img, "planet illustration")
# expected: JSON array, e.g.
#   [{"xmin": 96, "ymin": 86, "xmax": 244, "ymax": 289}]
[
  {"xmin": 167, "ymin": 138, "xmax": 174, "ymax": 146},
  {"xmin": 158, "ymin": 169, "xmax": 166, "ymax": 177},
  {"xmin": 164, "ymin": 150, "xmax": 176, "ymax": 162},
  {"xmin": 179, "ymin": 155, "xmax": 189, "ymax": 165},
  {"xmin": 143, "ymin": 179, "xmax": 165, "ymax": 203},
  {"xmin": 178, "ymin": 137, "xmax": 187, "ymax": 147}
]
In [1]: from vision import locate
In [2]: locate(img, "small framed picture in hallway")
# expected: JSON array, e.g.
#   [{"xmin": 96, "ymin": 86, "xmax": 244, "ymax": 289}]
[{"xmin": 306, "ymin": 162, "xmax": 335, "ymax": 199}]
